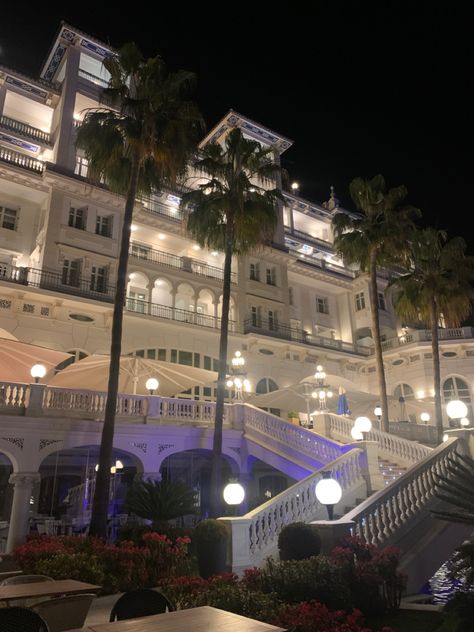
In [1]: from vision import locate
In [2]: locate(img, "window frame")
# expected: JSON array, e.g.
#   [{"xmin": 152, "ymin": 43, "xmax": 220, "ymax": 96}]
[
  {"xmin": 316, "ymin": 296, "xmax": 329, "ymax": 315},
  {"xmin": 355, "ymin": 291, "xmax": 366, "ymax": 311},
  {"xmin": 0, "ymin": 205, "xmax": 19, "ymax": 231}
]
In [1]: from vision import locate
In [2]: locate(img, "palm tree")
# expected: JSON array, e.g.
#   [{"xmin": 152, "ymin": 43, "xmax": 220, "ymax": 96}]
[
  {"xmin": 126, "ymin": 479, "xmax": 197, "ymax": 530},
  {"xmin": 182, "ymin": 128, "xmax": 281, "ymax": 516},
  {"xmin": 76, "ymin": 43, "xmax": 203, "ymax": 538},
  {"xmin": 332, "ymin": 175, "xmax": 419, "ymax": 432},
  {"xmin": 390, "ymin": 228, "xmax": 474, "ymax": 442}
]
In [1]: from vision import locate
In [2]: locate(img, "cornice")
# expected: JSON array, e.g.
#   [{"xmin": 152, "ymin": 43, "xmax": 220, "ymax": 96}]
[
  {"xmin": 0, "ymin": 164, "xmax": 49, "ymax": 193},
  {"xmin": 43, "ymin": 169, "xmax": 124, "ymax": 208}
]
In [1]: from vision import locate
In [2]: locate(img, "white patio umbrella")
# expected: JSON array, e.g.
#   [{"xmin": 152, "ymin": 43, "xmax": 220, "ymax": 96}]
[
  {"xmin": 49, "ymin": 355, "xmax": 218, "ymax": 397},
  {"xmin": 0, "ymin": 336, "xmax": 72, "ymax": 383}
]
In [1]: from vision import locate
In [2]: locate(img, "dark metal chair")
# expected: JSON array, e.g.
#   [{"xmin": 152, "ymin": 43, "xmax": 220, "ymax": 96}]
[
  {"xmin": 1, "ymin": 606, "xmax": 49, "ymax": 632},
  {"xmin": 32, "ymin": 593, "xmax": 96, "ymax": 632},
  {"xmin": 109, "ymin": 588, "xmax": 175, "ymax": 621},
  {"xmin": 0, "ymin": 574, "xmax": 53, "ymax": 586}
]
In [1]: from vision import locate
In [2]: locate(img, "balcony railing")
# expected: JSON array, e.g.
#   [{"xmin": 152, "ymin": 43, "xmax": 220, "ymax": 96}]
[
  {"xmin": 78, "ymin": 69, "xmax": 109, "ymax": 88},
  {"xmin": 127, "ymin": 298, "xmax": 235, "ymax": 331},
  {"xmin": 243, "ymin": 317, "xmax": 370, "ymax": 355},
  {"xmin": 0, "ymin": 146, "xmax": 45, "ymax": 173},
  {"xmin": 378, "ymin": 327, "xmax": 474, "ymax": 352},
  {"xmin": 0, "ymin": 115, "xmax": 52, "ymax": 146},
  {"xmin": 129, "ymin": 242, "xmax": 236, "ymax": 283},
  {"xmin": 138, "ymin": 195, "xmax": 183, "ymax": 221}
]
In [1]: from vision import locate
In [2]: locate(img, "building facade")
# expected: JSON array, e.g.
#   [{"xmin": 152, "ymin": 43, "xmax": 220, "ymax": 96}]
[{"xmin": 1, "ymin": 23, "xmax": 474, "ymax": 427}]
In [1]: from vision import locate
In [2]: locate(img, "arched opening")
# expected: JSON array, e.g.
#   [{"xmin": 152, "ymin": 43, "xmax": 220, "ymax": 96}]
[
  {"xmin": 160, "ymin": 449, "xmax": 236, "ymax": 519},
  {"xmin": 175, "ymin": 283, "xmax": 195, "ymax": 319},
  {"xmin": 443, "ymin": 376, "xmax": 472, "ymax": 424},
  {"xmin": 218, "ymin": 295, "xmax": 235, "ymax": 324},
  {"xmin": 55, "ymin": 349, "xmax": 88, "ymax": 373},
  {"xmin": 196, "ymin": 289, "xmax": 215, "ymax": 326},
  {"xmin": 246, "ymin": 455, "xmax": 296, "ymax": 511},
  {"xmin": 151, "ymin": 277, "xmax": 173, "ymax": 308},
  {"xmin": 127, "ymin": 272, "xmax": 149, "ymax": 314},
  {"xmin": 38, "ymin": 446, "xmax": 139, "ymax": 535},
  {"xmin": 255, "ymin": 377, "xmax": 280, "ymax": 417},
  {"xmin": 394, "ymin": 383, "xmax": 415, "ymax": 400}
]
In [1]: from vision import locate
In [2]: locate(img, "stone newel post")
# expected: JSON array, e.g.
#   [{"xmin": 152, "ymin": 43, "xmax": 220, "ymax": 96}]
[{"xmin": 6, "ymin": 472, "xmax": 41, "ymax": 553}]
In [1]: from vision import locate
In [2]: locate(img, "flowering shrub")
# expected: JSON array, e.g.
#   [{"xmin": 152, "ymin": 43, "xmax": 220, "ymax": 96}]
[
  {"xmin": 273, "ymin": 601, "xmax": 393, "ymax": 632},
  {"xmin": 13, "ymin": 533, "xmax": 191, "ymax": 594}
]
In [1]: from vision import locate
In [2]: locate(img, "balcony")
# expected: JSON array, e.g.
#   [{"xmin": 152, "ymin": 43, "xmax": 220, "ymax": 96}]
[
  {"xmin": 129, "ymin": 242, "xmax": 236, "ymax": 283},
  {"xmin": 78, "ymin": 69, "xmax": 109, "ymax": 88},
  {"xmin": 243, "ymin": 317, "xmax": 370, "ymax": 355},
  {"xmin": 127, "ymin": 298, "xmax": 235, "ymax": 331},
  {"xmin": 0, "ymin": 146, "xmax": 45, "ymax": 174},
  {"xmin": 379, "ymin": 327, "xmax": 474, "ymax": 353},
  {"xmin": 138, "ymin": 195, "xmax": 183, "ymax": 222},
  {"xmin": 0, "ymin": 115, "xmax": 52, "ymax": 146}
]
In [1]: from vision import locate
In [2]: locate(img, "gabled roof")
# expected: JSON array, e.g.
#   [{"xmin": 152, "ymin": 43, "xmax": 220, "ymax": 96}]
[{"xmin": 200, "ymin": 110, "xmax": 293, "ymax": 154}]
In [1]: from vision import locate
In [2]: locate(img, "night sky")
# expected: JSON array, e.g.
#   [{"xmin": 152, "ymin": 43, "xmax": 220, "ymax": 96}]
[{"xmin": 1, "ymin": 2, "xmax": 471, "ymax": 249}]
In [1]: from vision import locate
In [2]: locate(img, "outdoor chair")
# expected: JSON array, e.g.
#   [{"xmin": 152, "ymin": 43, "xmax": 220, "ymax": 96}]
[
  {"xmin": 0, "ymin": 574, "xmax": 53, "ymax": 586},
  {"xmin": 109, "ymin": 588, "xmax": 175, "ymax": 621},
  {"xmin": 1, "ymin": 606, "xmax": 49, "ymax": 632},
  {"xmin": 32, "ymin": 593, "xmax": 96, "ymax": 632}
]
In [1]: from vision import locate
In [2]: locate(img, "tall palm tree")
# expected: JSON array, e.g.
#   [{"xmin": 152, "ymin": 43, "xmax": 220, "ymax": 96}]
[
  {"xmin": 390, "ymin": 228, "xmax": 474, "ymax": 442},
  {"xmin": 76, "ymin": 43, "xmax": 203, "ymax": 537},
  {"xmin": 332, "ymin": 175, "xmax": 419, "ymax": 432},
  {"xmin": 182, "ymin": 128, "xmax": 281, "ymax": 516}
]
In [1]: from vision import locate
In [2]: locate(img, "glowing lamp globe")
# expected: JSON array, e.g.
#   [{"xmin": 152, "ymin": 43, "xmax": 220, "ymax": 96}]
[
  {"xmin": 223, "ymin": 482, "xmax": 245, "ymax": 505},
  {"xmin": 354, "ymin": 416, "xmax": 372, "ymax": 433},
  {"xmin": 315, "ymin": 477, "xmax": 342, "ymax": 506},
  {"xmin": 446, "ymin": 400, "xmax": 468, "ymax": 420},
  {"xmin": 351, "ymin": 426, "xmax": 364, "ymax": 441},
  {"xmin": 442, "ymin": 433, "xmax": 449, "ymax": 442},
  {"xmin": 145, "ymin": 378, "xmax": 159, "ymax": 394},
  {"xmin": 374, "ymin": 406, "xmax": 382, "ymax": 418},
  {"xmin": 115, "ymin": 459, "xmax": 124, "ymax": 470},
  {"xmin": 226, "ymin": 380, "xmax": 234, "ymax": 388},
  {"xmin": 31, "ymin": 363, "xmax": 46, "ymax": 381},
  {"xmin": 460, "ymin": 417, "xmax": 470, "ymax": 427},
  {"xmin": 420, "ymin": 412, "xmax": 430, "ymax": 423}
]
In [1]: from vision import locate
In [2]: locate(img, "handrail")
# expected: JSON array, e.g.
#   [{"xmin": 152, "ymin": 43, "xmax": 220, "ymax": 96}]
[
  {"xmin": 375, "ymin": 327, "xmax": 474, "ymax": 353},
  {"xmin": 327, "ymin": 414, "xmax": 432, "ymax": 464},
  {"xmin": 343, "ymin": 437, "xmax": 460, "ymax": 546},
  {"xmin": 0, "ymin": 115, "xmax": 52, "ymax": 145},
  {"xmin": 0, "ymin": 146, "xmax": 45, "ymax": 173}
]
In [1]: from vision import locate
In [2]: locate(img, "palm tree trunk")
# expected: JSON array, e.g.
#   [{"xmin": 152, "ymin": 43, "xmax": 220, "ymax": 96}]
[
  {"xmin": 209, "ymin": 226, "xmax": 233, "ymax": 517},
  {"xmin": 369, "ymin": 250, "xmax": 390, "ymax": 432},
  {"xmin": 89, "ymin": 156, "xmax": 140, "ymax": 538},
  {"xmin": 429, "ymin": 296, "xmax": 443, "ymax": 443}
]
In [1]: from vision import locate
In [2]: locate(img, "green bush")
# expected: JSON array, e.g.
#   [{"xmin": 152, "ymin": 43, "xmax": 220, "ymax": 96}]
[
  {"xmin": 35, "ymin": 553, "xmax": 104, "ymax": 586},
  {"xmin": 194, "ymin": 519, "xmax": 228, "ymax": 543},
  {"xmin": 278, "ymin": 522, "xmax": 322, "ymax": 561},
  {"xmin": 438, "ymin": 592, "xmax": 474, "ymax": 632}
]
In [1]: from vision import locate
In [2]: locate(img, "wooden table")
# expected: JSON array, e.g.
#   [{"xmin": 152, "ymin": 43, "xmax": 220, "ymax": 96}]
[
  {"xmin": 0, "ymin": 579, "xmax": 101, "ymax": 605},
  {"xmin": 85, "ymin": 606, "xmax": 285, "ymax": 631}
]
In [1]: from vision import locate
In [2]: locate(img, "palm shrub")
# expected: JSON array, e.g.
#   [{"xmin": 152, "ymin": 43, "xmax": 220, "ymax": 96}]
[
  {"xmin": 332, "ymin": 175, "xmax": 419, "ymax": 432},
  {"xmin": 125, "ymin": 479, "xmax": 197, "ymax": 529},
  {"xmin": 76, "ymin": 43, "xmax": 202, "ymax": 537},
  {"xmin": 182, "ymin": 128, "xmax": 281, "ymax": 516}
]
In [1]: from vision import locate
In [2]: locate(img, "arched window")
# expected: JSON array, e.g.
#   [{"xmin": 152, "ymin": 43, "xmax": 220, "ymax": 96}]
[
  {"xmin": 256, "ymin": 378, "xmax": 279, "ymax": 394},
  {"xmin": 443, "ymin": 376, "xmax": 472, "ymax": 411},
  {"xmin": 393, "ymin": 383, "xmax": 414, "ymax": 401},
  {"xmin": 55, "ymin": 350, "xmax": 88, "ymax": 372}
]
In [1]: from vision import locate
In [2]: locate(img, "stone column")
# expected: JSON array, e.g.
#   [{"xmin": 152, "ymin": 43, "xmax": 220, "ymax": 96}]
[
  {"xmin": 26, "ymin": 383, "xmax": 46, "ymax": 416},
  {"xmin": 6, "ymin": 472, "xmax": 41, "ymax": 552}
]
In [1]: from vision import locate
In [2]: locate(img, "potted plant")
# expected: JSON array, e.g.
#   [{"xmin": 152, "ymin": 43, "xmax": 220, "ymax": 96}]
[
  {"xmin": 194, "ymin": 519, "xmax": 229, "ymax": 578},
  {"xmin": 287, "ymin": 411, "xmax": 300, "ymax": 425}
]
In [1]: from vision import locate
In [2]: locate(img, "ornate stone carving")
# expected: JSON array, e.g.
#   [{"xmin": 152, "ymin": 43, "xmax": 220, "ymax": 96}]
[
  {"xmin": 131, "ymin": 441, "xmax": 147, "ymax": 454},
  {"xmin": 39, "ymin": 439, "xmax": 63, "ymax": 451},
  {"xmin": 157, "ymin": 443, "xmax": 174, "ymax": 454},
  {"xmin": 1, "ymin": 437, "xmax": 24, "ymax": 450},
  {"xmin": 9, "ymin": 472, "xmax": 40, "ymax": 487}
]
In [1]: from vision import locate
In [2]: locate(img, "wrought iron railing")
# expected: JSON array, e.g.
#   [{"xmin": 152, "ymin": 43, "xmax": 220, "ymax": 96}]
[
  {"xmin": 138, "ymin": 195, "xmax": 184, "ymax": 221},
  {"xmin": 377, "ymin": 327, "xmax": 474, "ymax": 353},
  {"xmin": 0, "ymin": 115, "xmax": 52, "ymax": 145},
  {"xmin": 0, "ymin": 146, "xmax": 45, "ymax": 173}
]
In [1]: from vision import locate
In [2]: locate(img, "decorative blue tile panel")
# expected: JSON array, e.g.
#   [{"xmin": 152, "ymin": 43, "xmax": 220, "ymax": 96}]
[
  {"xmin": 80, "ymin": 38, "xmax": 111, "ymax": 58},
  {"xmin": 43, "ymin": 44, "xmax": 66, "ymax": 81},
  {"xmin": 5, "ymin": 76, "xmax": 48, "ymax": 100},
  {"xmin": 61, "ymin": 27, "xmax": 76, "ymax": 43},
  {"xmin": 0, "ymin": 131, "xmax": 39, "ymax": 153}
]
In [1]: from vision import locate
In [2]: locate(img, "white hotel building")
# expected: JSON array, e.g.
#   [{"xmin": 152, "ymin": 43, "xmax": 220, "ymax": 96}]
[{"xmin": 1, "ymin": 23, "xmax": 474, "ymax": 433}]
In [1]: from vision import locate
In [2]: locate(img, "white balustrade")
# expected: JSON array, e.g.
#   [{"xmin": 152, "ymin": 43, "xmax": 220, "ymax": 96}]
[
  {"xmin": 222, "ymin": 448, "xmax": 366, "ymax": 569},
  {"xmin": 242, "ymin": 404, "xmax": 347, "ymax": 466},
  {"xmin": 344, "ymin": 436, "xmax": 460, "ymax": 547},
  {"xmin": 327, "ymin": 413, "xmax": 432, "ymax": 465},
  {"xmin": 0, "ymin": 382, "xmax": 28, "ymax": 410}
]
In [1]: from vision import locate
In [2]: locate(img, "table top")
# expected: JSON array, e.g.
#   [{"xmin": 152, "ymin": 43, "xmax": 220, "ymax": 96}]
[
  {"xmin": 86, "ymin": 606, "xmax": 285, "ymax": 631},
  {"xmin": 0, "ymin": 579, "xmax": 101, "ymax": 601}
]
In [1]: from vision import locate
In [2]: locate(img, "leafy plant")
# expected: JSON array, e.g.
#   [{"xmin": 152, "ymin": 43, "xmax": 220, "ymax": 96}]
[
  {"xmin": 278, "ymin": 522, "xmax": 321, "ymax": 561},
  {"xmin": 193, "ymin": 519, "xmax": 228, "ymax": 543},
  {"xmin": 125, "ymin": 479, "xmax": 197, "ymax": 528}
]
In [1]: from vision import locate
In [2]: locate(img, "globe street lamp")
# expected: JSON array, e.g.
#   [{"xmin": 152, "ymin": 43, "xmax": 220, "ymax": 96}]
[
  {"xmin": 30, "ymin": 363, "xmax": 46, "ymax": 384},
  {"xmin": 223, "ymin": 482, "xmax": 245, "ymax": 506},
  {"xmin": 446, "ymin": 400, "xmax": 468, "ymax": 427},
  {"xmin": 460, "ymin": 417, "xmax": 470, "ymax": 427},
  {"xmin": 354, "ymin": 416, "xmax": 372, "ymax": 438},
  {"xmin": 312, "ymin": 365, "xmax": 333, "ymax": 412},
  {"xmin": 145, "ymin": 377, "xmax": 159, "ymax": 395},
  {"xmin": 227, "ymin": 351, "xmax": 250, "ymax": 400},
  {"xmin": 351, "ymin": 426, "xmax": 364, "ymax": 441},
  {"xmin": 374, "ymin": 405, "xmax": 382, "ymax": 424},
  {"xmin": 315, "ymin": 472, "xmax": 342, "ymax": 520},
  {"xmin": 420, "ymin": 412, "xmax": 430, "ymax": 424}
]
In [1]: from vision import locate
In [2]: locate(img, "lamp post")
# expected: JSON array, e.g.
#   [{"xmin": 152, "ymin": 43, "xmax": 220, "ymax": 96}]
[
  {"xmin": 145, "ymin": 377, "xmax": 159, "ymax": 395},
  {"xmin": 312, "ymin": 365, "xmax": 333, "ymax": 412},
  {"xmin": 446, "ymin": 400, "xmax": 468, "ymax": 428},
  {"xmin": 227, "ymin": 351, "xmax": 250, "ymax": 400},
  {"xmin": 315, "ymin": 472, "xmax": 342, "ymax": 520},
  {"xmin": 460, "ymin": 417, "xmax": 470, "ymax": 427},
  {"xmin": 374, "ymin": 405, "xmax": 382, "ymax": 426},
  {"xmin": 223, "ymin": 481, "xmax": 245, "ymax": 516},
  {"xmin": 30, "ymin": 363, "xmax": 46, "ymax": 384},
  {"xmin": 420, "ymin": 412, "xmax": 430, "ymax": 424},
  {"xmin": 354, "ymin": 415, "xmax": 372, "ymax": 439}
]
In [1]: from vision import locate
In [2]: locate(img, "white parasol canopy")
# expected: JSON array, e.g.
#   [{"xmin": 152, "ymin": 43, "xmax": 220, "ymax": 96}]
[
  {"xmin": 0, "ymin": 336, "xmax": 72, "ymax": 383},
  {"xmin": 49, "ymin": 355, "xmax": 218, "ymax": 397}
]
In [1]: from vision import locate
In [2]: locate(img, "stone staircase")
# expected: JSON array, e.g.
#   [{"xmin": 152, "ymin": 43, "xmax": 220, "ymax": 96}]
[{"xmin": 378, "ymin": 456, "xmax": 407, "ymax": 486}]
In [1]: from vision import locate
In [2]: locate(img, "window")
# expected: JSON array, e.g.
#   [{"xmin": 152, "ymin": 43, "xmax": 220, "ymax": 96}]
[
  {"xmin": 68, "ymin": 207, "xmax": 86, "ymax": 230},
  {"xmin": 316, "ymin": 296, "xmax": 329, "ymax": 314},
  {"xmin": 377, "ymin": 292, "xmax": 386, "ymax": 310},
  {"xmin": 0, "ymin": 206, "xmax": 18, "ymax": 231},
  {"xmin": 355, "ymin": 292, "xmax": 366, "ymax": 311},
  {"xmin": 256, "ymin": 377, "xmax": 279, "ymax": 394},
  {"xmin": 268, "ymin": 309, "xmax": 278, "ymax": 331},
  {"xmin": 75, "ymin": 155, "xmax": 89, "ymax": 177},
  {"xmin": 266, "ymin": 267, "xmax": 276, "ymax": 286},
  {"xmin": 96, "ymin": 215, "xmax": 112, "ymax": 237},
  {"xmin": 127, "ymin": 291, "xmax": 146, "ymax": 313},
  {"xmin": 62, "ymin": 259, "xmax": 81, "ymax": 287},
  {"xmin": 130, "ymin": 243, "xmax": 150, "ymax": 259},
  {"xmin": 251, "ymin": 306, "xmax": 262, "ymax": 327},
  {"xmin": 394, "ymin": 383, "xmax": 414, "ymax": 401},
  {"xmin": 250, "ymin": 263, "xmax": 260, "ymax": 281},
  {"xmin": 443, "ymin": 377, "xmax": 471, "ymax": 409},
  {"xmin": 289, "ymin": 287, "xmax": 294, "ymax": 306},
  {"xmin": 90, "ymin": 265, "xmax": 107, "ymax": 293}
]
